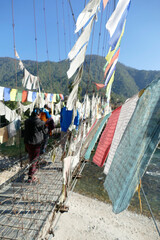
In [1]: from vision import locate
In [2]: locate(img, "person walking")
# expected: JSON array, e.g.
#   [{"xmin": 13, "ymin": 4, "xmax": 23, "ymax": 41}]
[
  {"xmin": 24, "ymin": 108, "xmax": 47, "ymax": 182},
  {"xmin": 39, "ymin": 104, "xmax": 54, "ymax": 153}
]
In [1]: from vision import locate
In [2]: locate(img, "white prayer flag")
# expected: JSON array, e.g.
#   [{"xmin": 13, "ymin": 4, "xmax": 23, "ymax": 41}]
[
  {"xmin": 75, "ymin": 0, "xmax": 101, "ymax": 33},
  {"xmin": 106, "ymin": 0, "xmax": 130, "ymax": 37},
  {"xmin": 68, "ymin": 17, "xmax": 94, "ymax": 61},
  {"xmin": 67, "ymin": 45, "xmax": 87, "ymax": 79},
  {"xmin": 67, "ymin": 68, "xmax": 83, "ymax": 110}
]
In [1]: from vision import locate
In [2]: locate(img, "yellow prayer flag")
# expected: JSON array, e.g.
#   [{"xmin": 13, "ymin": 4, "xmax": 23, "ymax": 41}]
[
  {"xmin": 10, "ymin": 89, "xmax": 18, "ymax": 101},
  {"xmin": 52, "ymin": 94, "xmax": 57, "ymax": 103}
]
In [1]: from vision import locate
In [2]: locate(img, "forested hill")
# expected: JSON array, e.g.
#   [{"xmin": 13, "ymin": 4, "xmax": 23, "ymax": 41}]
[{"xmin": 0, "ymin": 56, "xmax": 160, "ymax": 102}]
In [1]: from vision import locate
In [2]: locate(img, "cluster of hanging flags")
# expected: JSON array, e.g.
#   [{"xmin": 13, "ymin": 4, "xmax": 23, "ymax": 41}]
[
  {"xmin": 84, "ymin": 78, "xmax": 160, "ymax": 214},
  {"xmin": 0, "ymin": 85, "xmax": 64, "ymax": 103},
  {"xmin": 65, "ymin": 0, "xmax": 131, "ymax": 113},
  {"xmin": 94, "ymin": 0, "xmax": 131, "ymax": 101},
  {"xmin": 65, "ymin": 0, "xmax": 102, "ymax": 115},
  {"xmin": 67, "ymin": 0, "xmax": 100, "ymax": 79}
]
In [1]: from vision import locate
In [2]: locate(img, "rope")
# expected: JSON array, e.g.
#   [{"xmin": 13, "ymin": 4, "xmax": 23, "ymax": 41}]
[
  {"xmin": 33, "ymin": 0, "xmax": 39, "ymax": 77},
  {"xmin": 11, "ymin": 0, "xmax": 17, "ymax": 88},
  {"xmin": 43, "ymin": 0, "xmax": 51, "ymax": 87},
  {"xmin": 141, "ymin": 184, "xmax": 160, "ymax": 237},
  {"xmin": 56, "ymin": 0, "xmax": 61, "ymax": 61}
]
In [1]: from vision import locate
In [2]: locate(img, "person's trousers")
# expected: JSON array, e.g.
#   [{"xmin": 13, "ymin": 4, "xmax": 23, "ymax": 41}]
[
  {"xmin": 25, "ymin": 143, "xmax": 41, "ymax": 179},
  {"xmin": 40, "ymin": 134, "xmax": 49, "ymax": 154}
]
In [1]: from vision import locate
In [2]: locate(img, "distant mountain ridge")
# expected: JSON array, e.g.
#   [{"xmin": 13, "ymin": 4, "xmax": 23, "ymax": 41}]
[{"xmin": 0, "ymin": 56, "xmax": 160, "ymax": 102}]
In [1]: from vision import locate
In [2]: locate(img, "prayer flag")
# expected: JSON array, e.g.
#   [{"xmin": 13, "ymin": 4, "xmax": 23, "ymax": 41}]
[
  {"xmin": 4, "ymin": 88, "xmax": 11, "ymax": 101},
  {"xmin": 105, "ymin": 58, "xmax": 118, "ymax": 86},
  {"xmin": 94, "ymin": 83, "xmax": 105, "ymax": 90},
  {"xmin": 0, "ymin": 87, "xmax": 4, "ymax": 101},
  {"xmin": 69, "ymin": 17, "xmax": 94, "ymax": 60},
  {"xmin": 85, "ymin": 113, "xmax": 110, "ymax": 160},
  {"xmin": 59, "ymin": 94, "xmax": 64, "ymax": 100},
  {"xmin": 106, "ymin": 0, "xmax": 130, "ymax": 37},
  {"xmin": 103, "ymin": 0, "xmax": 109, "ymax": 9},
  {"xmin": 104, "ymin": 19, "xmax": 125, "ymax": 65},
  {"xmin": 22, "ymin": 90, "xmax": 28, "ymax": 103},
  {"xmin": 106, "ymin": 71, "xmax": 115, "ymax": 97},
  {"xmin": 67, "ymin": 45, "xmax": 87, "ymax": 79},
  {"xmin": 52, "ymin": 94, "xmax": 57, "ymax": 103},
  {"xmin": 104, "ymin": 48, "xmax": 120, "ymax": 78},
  {"xmin": 104, "ymin": 94, "xmax": 139, "ymax": 175},
  {"xmin": 50, "ymin": 94, "xmax": 53, "ymax": 102},
  {"xmin": 10, "ymin": 89, "xmax": 17, "ymax": 101},
  {"xmin": 75, "ymin": 0, "xmax": 101, "ymax": 33},
  {"xmin": 109, "ymin": 9, "xmax": 128, "ymax": 50},
  {"xmin": 104, "ymin": 78, "xmax": 160, "ymax": 214},
  {"xmin": 15, "ymin": 90, "xmax": 22, "ymax": 102},
  {"xmin": 14, "ymin": 50, "xmax": 20, "ymax": 59},
  {"xmin": 32, "ymin": 92, "xmax": 37, "ymax": 102},
  {"xmin": 67, "ymin": 68, "xmax": 82, "ymax": 110},
  {"xmin": 27, "ymin": 91, "xmax": 33, "ymax": 102},
  {"xmin": 93, "ymin": 106, "xmax": 122, "ymax": 167}
]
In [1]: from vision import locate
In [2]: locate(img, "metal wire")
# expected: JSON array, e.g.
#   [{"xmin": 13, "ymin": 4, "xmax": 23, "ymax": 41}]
[
  {"xmin": 11, "ymin": 0, "xmax": 17, "ymax": 88},
  {"xmin": 141, "ymin": 184, "xmax": 160, "ymax": 237},
  {"xmin": 33, "ymin": 0, "xmax": 39, "ymax": 77},
  {"xmin": 43, "ymin": 0, "xmax": 51, "ymax": 85}
]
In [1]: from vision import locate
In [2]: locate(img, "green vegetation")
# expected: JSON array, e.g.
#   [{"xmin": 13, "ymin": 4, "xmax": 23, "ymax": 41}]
[{"xmin": 0, "ymin": 56, "xmax": 160, "ymax": 106}]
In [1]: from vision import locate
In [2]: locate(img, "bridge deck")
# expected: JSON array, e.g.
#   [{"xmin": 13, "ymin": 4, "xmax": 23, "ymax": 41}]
[{"xmin": 0, "ymin": 149, "xmax": 63, "ymax": 240}]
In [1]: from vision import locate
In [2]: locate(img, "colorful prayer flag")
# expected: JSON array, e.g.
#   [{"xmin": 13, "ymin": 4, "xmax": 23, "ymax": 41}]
[{"xmin": 106, "ymin": 0, "xmax": 130, "ymax": 37}]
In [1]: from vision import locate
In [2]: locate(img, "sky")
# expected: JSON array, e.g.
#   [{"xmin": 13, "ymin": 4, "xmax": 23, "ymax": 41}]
[{"xmin": 0, "ymin": 0, "xmax": 160, "ymax": 71}]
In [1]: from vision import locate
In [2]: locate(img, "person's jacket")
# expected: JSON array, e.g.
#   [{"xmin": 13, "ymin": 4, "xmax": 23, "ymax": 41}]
[
  {"xmin": 46, "ymin": 117, "xmax": 54, "ymax": 135},
  {"xmin": 24, "ymin": 115, "xmax": 47, "ymax": 145}
]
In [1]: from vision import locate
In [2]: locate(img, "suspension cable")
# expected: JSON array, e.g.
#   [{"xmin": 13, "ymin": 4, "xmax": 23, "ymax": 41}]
[
  {"xmin": 86, "ymin": 20, "xmax": 96, "ymax": 93},
  {"xmin": 94, "ymin": 1, "xmax": 103, "ymax": 94},
  {"xmin": 67, "ymin": 2, "xmax": 72, "ymax": 50},
  {"xmin": 97, "ymin": 2, "xmax": 103, "ymax": 55},
  {"xmin": 67, "ymin": 0, "xmax": 77, "ymax": 26},
  {"xmin": 102, "ymin": 1, "xmax": 110, "ymax": 57},
  {"xmin": 33, "ymin": 0, "xmax": 39, "ymax": 77},
  {"xmin": 43, "ymin": 0, "xmax": 51, "ymax": 86},
  {"xmin": 11, "ymin": 0, "xmax": 17, "ymax": 88},
  {"xmin": 56, "ymin": 0, "xmax": 61, "ymax": 61},
  {"xmin": 62, "ymin": 0, "xmax": 67, "ymax": 58}
]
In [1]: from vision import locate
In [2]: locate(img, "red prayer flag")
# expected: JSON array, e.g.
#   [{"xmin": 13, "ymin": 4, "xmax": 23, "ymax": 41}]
[
  {"xmin": 22, "ymin": 90, "xmax": 28, "ymax": 103},
  {"xmin": 103, "ymin": 0, "xmax": 109, "ymax": 9},
  {"xmin": 59, "ymin": 94, "xmax": 64, "ymax": 100},
  {"xmin": 94, "ymin": 83, "xmax": 105, "ymax": 90},
  {"xmin": 93, "ymin": 106, "xmax": 122, "ymax": 167},
  {"xmin": 44, "ymin": 93, "xmax": 48, "ymax": 99}
]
